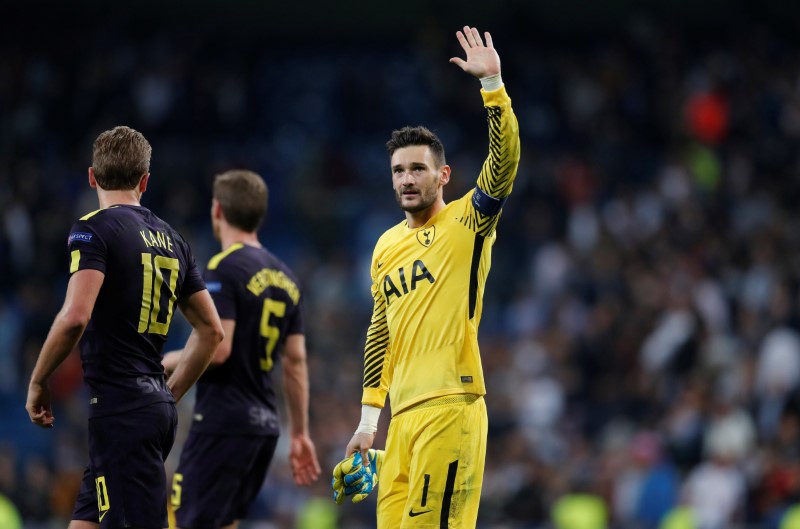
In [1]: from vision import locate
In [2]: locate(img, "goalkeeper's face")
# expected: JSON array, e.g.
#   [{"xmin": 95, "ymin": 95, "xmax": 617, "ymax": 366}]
[{"xmin": 391, "ymin": 145, "xmax": 449, "ymax": 213}]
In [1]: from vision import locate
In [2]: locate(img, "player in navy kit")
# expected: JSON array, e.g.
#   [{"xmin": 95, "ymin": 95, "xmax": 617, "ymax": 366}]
[
  {"xmin": 162, "ymin": 170, "xmax": 320, "ymax": 529},
  {"xmin": 26, "ymin": 126, "xmax": 225, "ymax": 529}
]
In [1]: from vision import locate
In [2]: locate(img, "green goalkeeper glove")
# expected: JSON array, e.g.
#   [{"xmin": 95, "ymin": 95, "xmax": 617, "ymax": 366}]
[{"xmin": 331, "ymin": 449, "xmax": 384, "ymax": 504}]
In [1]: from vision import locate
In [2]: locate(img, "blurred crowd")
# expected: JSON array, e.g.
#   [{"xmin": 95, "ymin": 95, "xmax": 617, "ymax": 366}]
[{"xmin": 3, "ymin": 5, "xmax": 800, "ymax": 529}]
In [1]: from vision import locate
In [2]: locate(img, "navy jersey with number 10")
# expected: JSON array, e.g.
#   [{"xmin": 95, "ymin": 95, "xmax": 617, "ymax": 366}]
[
  {"xmin": 67, "ymin": 204, "xmax": 206, "ymax": 418},
  {"xmin": 189, "ymin": 243, "xmax": 304, "ymax": 436}
]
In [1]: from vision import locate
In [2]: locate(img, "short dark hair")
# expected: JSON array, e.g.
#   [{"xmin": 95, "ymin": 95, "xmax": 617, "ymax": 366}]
[
  {"xmin": 213, "ymin": 170, "xmax": 268, "ymax": 232},
  {"xmin": 385, "ymin": 126, "xmax": 446, "ymax": 167},
  {"xmin": 92, "ymin": 126, "xmax": 152, "ymax": 190}
]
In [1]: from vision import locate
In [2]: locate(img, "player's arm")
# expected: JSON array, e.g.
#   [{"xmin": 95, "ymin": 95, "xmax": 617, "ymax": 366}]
[
  {"xmin": 281, "ymin": 333, "xmax": 321, "ymax": 486},
  {"xmin": 162, "ymin": 318, "xmax": 235, "ymax": 375},
  {"xmin": 26, "ymin": 269, "xmax": 104, "ymax": 427},
  {"xmin": 345, "ymin": 262, "xmax": 391, "ymax": 461},
  {"xmin": 450, "ymin": 26, "xmax": 521, "ymax": 235},
  {"xmin": 167, "ymin": 289, "xmax": 224, "ymax": 402}
]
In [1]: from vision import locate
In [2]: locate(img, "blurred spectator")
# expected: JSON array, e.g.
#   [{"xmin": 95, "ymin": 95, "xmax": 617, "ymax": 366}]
[
  {"xmin": 552, "ymin": 490, "xmax": 609, "ymax": 529},
  {"xmin": 613, "ymin": 431, "xmax": 679, "ymax": 529},
  {"xmin": 0, "ymin": 300, "xmax": 21, "ymax": 395},
  {"xmin": 682, "ymin": 433, "xmax": 748, "ymax": 529},
  {"xmin": 17, "ymin": 457, "xmax": 54, "ymax": 529}
]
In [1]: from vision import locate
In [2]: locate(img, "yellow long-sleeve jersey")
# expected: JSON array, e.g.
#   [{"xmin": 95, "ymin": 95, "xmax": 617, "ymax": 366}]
[{"xmin": 361, "ymin": 85, "xmax": 520, "ymax": 415}]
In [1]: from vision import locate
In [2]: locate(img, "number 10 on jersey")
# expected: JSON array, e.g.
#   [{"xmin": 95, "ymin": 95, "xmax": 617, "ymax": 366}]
[{"xmin": 139, "ymin": 253, "xmax": 180, "ymax": 335}]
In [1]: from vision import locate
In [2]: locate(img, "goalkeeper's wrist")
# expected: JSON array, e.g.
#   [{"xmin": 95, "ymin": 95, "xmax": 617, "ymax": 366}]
[
  {"xmin": 480, "ymin": 73, "xmax": 503, "ymax": 92},
  {"xmin": 355, "ymin": 405, "xmax": 381, "ymax": 435}
]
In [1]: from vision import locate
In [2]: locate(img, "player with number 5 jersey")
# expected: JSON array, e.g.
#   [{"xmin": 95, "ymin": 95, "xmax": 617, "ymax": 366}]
[
  {"xmin": 163, "ymin": 170, "xmax": 320, "ymax": 529},
  {"xmin": 26, "ymin": 126, "xmax": 224, "ymax": 529}
]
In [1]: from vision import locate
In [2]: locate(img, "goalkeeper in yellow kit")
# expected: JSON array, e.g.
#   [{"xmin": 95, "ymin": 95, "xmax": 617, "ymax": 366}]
[{"xmin": 335, "ymin": 25, "xmax": 520, "ymax": 528}]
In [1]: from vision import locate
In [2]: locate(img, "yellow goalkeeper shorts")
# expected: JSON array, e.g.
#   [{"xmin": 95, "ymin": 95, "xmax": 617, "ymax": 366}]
[{"xmin": 377, "ymin": 394, "xmax": 487, "ymax": 529}]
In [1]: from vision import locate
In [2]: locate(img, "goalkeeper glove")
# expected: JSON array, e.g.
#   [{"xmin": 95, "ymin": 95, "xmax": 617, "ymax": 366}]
[
  {"xmin": 331, "ymin": 449, "xmax": 384, "ymax": 504},
  {"xmin": 332, "ymin": 452, "xmax": 368, "ymax": 505}
]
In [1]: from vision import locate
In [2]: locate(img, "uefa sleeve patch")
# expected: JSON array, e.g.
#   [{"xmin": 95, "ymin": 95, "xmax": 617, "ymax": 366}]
[
  {"xmin": 68, "ymin": 232, "xmax": 93, "ymax": 245},
  {"xmin": 471, "ymin": 187, "xmax": 506, "ymax": 216}
]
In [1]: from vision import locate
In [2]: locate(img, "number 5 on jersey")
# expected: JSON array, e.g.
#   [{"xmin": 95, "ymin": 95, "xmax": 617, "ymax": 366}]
[
  {"xmin": 139, "ymin": 253, "xmax": 180, "ymax": 335},
  {"xmin": 171, "ymin": 473, "xmax": 183, "ymax": 509},
  {"xmin": 260, "ymin": 298, "xmax": 286, "ymax": 372}
]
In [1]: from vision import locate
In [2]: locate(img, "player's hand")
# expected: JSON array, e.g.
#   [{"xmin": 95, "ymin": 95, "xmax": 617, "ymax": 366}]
[
  {"xmin": 26, "ymin": 381, "xmax": 55, "ymax": 428},
  {"xmin": 161, "ymin": 352, "xmax": 177, "ymax": 376},
  {"xmin": 289, "ymin": 434, "xmax": 321, "ymax": 486},
  {"xmin": 345, "ymin": 431, "xmax": 375, "ymax": 464},
  {"xmin": 449, "ymin": 26, "xmax": 500, "ymax": 79}
]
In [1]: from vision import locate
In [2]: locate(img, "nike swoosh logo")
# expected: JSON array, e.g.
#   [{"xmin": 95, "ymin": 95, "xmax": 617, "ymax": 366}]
[
  {"xmin": 377, "ymin": 262, "xmax": 383, "ymax": 269},
  {"xmin": 409, "ymin": 508, "xmax": 432, "ymax": 517},
  {"xmin": 99, "ymin": 510, "xmax": 109, "ymax": 522}
]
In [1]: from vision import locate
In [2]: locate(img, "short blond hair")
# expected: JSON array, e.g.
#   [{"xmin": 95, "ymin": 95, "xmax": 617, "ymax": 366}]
[
  {"xmin": 92, "ymin": 126, "xmax": 152, "ymax": 190},
  {"xmin": 213, "ymin": 170, "xmax": 268, "ymax": 232}
]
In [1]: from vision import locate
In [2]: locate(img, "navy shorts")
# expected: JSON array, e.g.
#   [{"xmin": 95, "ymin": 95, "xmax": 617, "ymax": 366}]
[
  {"xmin": 72, "ymin": 401, "xmax": 178, "ymax": 529},
  {"xmin": 172, "ymin": 432, "xmax": 279, "ymax": 529}
]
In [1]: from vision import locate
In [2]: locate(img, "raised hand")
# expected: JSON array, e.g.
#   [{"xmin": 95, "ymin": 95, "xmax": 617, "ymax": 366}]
[{"xmin": 449, "ymin": 26, "xmax": 501, "ymax": 79}]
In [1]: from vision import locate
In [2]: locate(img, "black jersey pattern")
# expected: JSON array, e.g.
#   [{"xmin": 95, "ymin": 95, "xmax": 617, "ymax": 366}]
[
  {"xmin": 67, "ymin": 205, "xmax": 205, "ymax": 418},
  {"xmin": 190, "ymin": 244, "xmax": 304, "ymax": 436}
]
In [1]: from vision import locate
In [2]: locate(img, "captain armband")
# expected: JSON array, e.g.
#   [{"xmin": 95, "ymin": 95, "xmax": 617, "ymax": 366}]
[
  {"xmin": 471, "ymin": 187, "xmax": 507, "ymax": 216},
  {"xmin": 355, "ymin": 405, "xmax": 381, "ymax": 435}
]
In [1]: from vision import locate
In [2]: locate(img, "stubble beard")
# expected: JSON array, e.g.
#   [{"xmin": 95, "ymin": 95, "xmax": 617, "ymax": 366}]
[
  {"xmin": 395, "ymin": 189, "xmax": 437, "ymax": 213},
  {"xmin": 395, "ymin": 178, "xmax": 440, "ymax": 213}
]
